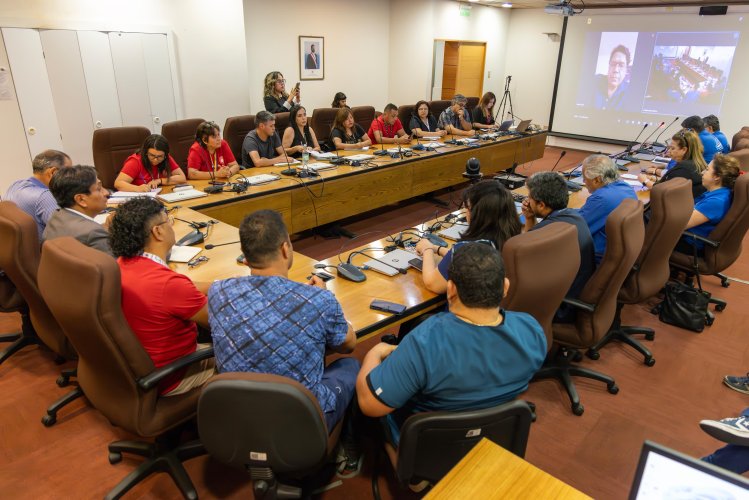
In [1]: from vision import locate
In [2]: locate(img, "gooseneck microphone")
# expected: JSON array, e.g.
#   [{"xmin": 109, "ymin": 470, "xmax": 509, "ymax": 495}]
[
  {"xmin": 639, "ymin": 121, "xmax": 666, "ymax": 150},
  {"xmin": 279, "ymin": 131, "xmax": 297, "ymax": 176},
  {"xmin": 204, "ymin": 241, "xmax": 240, "ymax": 250},
  {"xmin": 549, "ymin": 150, "xmax": 567, "ymax": 172},
  {"xmin": 625, "ymin": 123, "xmax": 649, "ymax": 153},
  {"xmin": 374, "ymin": 120, "xmax": 388, "ymax": 156},
  {"xmin": 652, "ymin": 116, "xmax": 681, "ymax": 147}
]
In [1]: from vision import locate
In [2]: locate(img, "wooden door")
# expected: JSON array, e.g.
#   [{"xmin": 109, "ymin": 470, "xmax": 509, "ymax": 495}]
[{"xmin": 455, "ymin": 42, "xmax": 485, "ymax": 98}]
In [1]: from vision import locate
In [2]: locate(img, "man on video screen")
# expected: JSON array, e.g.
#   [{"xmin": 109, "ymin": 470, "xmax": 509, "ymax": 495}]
[{"xmin": 593, "ymin": 44, "xmax": 631, "ymax": 110}]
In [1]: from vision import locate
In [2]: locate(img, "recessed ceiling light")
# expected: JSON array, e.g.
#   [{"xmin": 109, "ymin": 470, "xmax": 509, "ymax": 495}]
[
  {"xmin": 502, "ymin": 2, "xmax": 513, "ymax": 7},
  {"xmin": 468, "ymin": 0, "xmax": 479, "ymax": 3}
]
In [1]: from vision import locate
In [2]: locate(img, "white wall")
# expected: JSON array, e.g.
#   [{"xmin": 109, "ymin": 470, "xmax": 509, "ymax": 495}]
[
  {"xmin": 388, "ymin": 0, "xmax": 511, "ymax": 106},
  {"xmin": 243, "ymin": 0, "xmax": 390, "ymax": 113},
  {"xmin": 503, "ymin": 9, "xmax": 563, "ymax": 129},
  {"xmin": 0, "ymin": 0, "xmax": 249, "ymax": 193}
]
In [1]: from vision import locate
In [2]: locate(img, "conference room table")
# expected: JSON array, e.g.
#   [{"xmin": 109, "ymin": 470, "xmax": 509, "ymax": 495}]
[
  {"xmin": 165, "ymin": 155, "xmax": 655, "ymax": 341},
  {"xmin": 158, "ymin": 131, "xmax": 547, "ymax": 231}
]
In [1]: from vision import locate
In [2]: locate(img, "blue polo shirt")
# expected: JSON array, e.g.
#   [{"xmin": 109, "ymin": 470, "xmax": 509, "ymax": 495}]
[
  {"xmin": 683, "ymin": 187, "xmax": 732, "ymax": 250},
  {"xmin": 3, "ymin": 177, "xmax": 59, "ymax": 241},
  {"xmin": 713, "ymin": 131, "xmax": 730, "ymax": 153},
  {"xmin": 699, "ymin": 129, "xmax": 724, "ymax": 164},
  {"xmin": 577, "ymin": 180, "xmax": 638, "ymax": 262},
  {"xmin": 367, "ymin": 310, "xmax": 546, "ymax": 445}
]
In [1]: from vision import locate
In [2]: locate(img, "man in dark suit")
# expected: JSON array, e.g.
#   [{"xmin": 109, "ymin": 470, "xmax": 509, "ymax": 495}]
[
  {"xmin": 43, "ymin": 165, "xmax": 112, "ymax": 256},
  {"xmin": 305, "ymin": 44, "xmax": 320, "ymax": 70}
]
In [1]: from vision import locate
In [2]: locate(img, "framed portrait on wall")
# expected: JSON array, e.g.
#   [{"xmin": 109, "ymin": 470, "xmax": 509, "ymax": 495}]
[{"xmin": 299, "ymin": 36, "xmax": 324, "ymax": 80}]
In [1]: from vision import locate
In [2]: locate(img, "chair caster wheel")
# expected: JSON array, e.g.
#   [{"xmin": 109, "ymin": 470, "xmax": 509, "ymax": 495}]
[
  {"xmin": 586, "ymin": 349, "xmax": 600, "ymax": 360},
  {"xmin": 56, "ymin": 375, "xmax": 70, "ymax": 387},
  {"xmin": 645, "ymin": 332, "xmax": 655, "ymax": 341},
  {"xmin": 571, "ymin": 350, "xmax": 583, "ymax": 362},
  {"xmin": 715, "ymin": 304, "xmax": 726, "ymax": 312},
  {"xmin": 705, "ymin": 316, "xmax": 715, "ymax": 326},
  {"xmin": 41, "ymin": 414, "xmax": 56, "ymax": 427},
  {"xmin": 644, "ymin": 357, "xmax": 655, "ymax": 367},
  {"xmin": 721, "ymin": 279, "xmax": 730, "ymax": 288},
  {"xmin": 109, "ymin": 451, "xmax": 123, "ymax": 465},
  {"xmin": 572, "ymin": 403, "xmax": 584, "ymax": 416},
  {"xmin": 608, "ymin": 384, "xmax": 619, "ymax": 395}
]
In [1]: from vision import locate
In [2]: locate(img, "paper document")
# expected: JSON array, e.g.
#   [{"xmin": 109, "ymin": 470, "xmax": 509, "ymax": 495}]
[
  {"xmin": 274, "ymin": 159, "xmax": 300, "ymax": 166},
  {"xmin": 311, "ymin": 151, "xmax": 336, "ymax": 159},
  {"xmin": 621, "ymin": 174, "xmax": 639, "ymax": 180},
  {"xmin": 168, "ymin": 246, "xmax": 202, "ymax": 263}
]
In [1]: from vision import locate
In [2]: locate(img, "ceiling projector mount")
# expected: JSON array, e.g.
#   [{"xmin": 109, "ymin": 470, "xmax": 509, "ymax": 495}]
[{"xmin": 545, "ymin": 0, "xmax": 583, "ymax": 16}]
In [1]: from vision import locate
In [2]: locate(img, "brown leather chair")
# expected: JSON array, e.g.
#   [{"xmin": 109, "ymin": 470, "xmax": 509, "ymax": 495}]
[
  {"xmin": 731, "ymin": 127, "xmax": 749, "ymax": 151},
  {"xmin": 398, "ymin": 104, "xmax": 415, "ymax": 135},
  {"xmin": 669, "ymin": 173, "xmax": 749, "ymax": 321},
  {"xmin": 310, "ymin": 108, "xmax": 339, "ymax": 147},
  {"xmin": 351, "ymin": 105, "xmax": 375, "ymax": 132},
  {"xmin": 223, "ymin": 114, "xmax": 256, "ymax": 163},
  {"xmin": 534, "ymin": 199, "xmax": 645, "ymax": 415},
  {"xmin": 38, "ymin": 237, "xmax": 213, "ymax": 500},
  {"xmin": 92, "ymin": 126, "xmax": 151, "ymax": 189},
  {"xmin": 728, "ymin": 138, "xmax": 749, "ymax": 172},
  {"xmin": 274, "ymin": 111, "xmax": 290, "ymax": 137},
  {"xmin": 0, "ymin": 202, "xmax": 81, "ymax": 425},
  {"xmin": 197, "ymin": 372, "xmax": 343, "ymax": 499},
  {"xmin": 501, "ymin": 222, "xmax": 580, "ymax": 348},
  {"xmin": 466, "ymin": 96, "xmax": 479, "ymax": 112},
  {"xmin": 428, "ymin": 100, "xmax": 451, "ymax": 121},
  {"xmin": 588, "ymin": 178, "xmax": 693, "ymax": 365},
  {"xmin": 0, "ymin": 274, "xmax": 35, "ymax": 365},
  {"xmin": 161, "ymin": 118, "xmax": 205, "ymax": 175}
]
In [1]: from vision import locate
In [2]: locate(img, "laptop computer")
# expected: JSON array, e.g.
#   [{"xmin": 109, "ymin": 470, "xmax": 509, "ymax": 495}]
[
  {"xmin": 498, "ymin": 120, "xmax": 514, "ymax": 131},
  {"xmin": 363, "ymin": 249, "xmax": 416, "ymax": 276},
  {"xmin": 629, "ymin": 440, "xmax": 749, "ymax": 500},
  {"xmin": 515, "ymin": 119, "xmax": 533, "ymax": 133},
  {"xmin": 439, "ymin": 223, "xmax": 469, "ymax": 241}
]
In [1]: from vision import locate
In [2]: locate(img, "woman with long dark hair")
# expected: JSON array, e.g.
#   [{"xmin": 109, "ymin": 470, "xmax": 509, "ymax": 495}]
[
  {"xmin": 415, "ymin": 180, "xmax": 522, "ymax": 294},
  {"xmin": 282, "ymin": 105, "xmax": 321, "ymax": 157},
  {"xmin": 472, "ymin": 92, "xmax": 497, "ymax": 130},
  {"xmin": 331, "ymin": 107, "xmax": 371, "ymax": 150},
  {"xmin": 115, "ymin": 134, "xmax": 186, "ymax": 192}
]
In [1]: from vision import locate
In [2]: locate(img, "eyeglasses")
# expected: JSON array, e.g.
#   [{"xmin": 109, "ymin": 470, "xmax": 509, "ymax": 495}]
[
  {"xmin": 187, "ymin": 256, "xmax": 209, "ymax": 268},
  {"xmin": 147, "ymin": 152, "xmax": 166, "ymax": 162},
  {"xmin": 155, "ymin": 215, "xmax": 174, "ymax": 226},
  {"xmin": 276, "ymin": 79, "xmax": 287, "ymax": 84}
]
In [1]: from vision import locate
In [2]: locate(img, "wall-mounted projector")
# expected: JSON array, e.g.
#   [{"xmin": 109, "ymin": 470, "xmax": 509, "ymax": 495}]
[{"xmin": 545, "ymin": 2, "xmax": 576, "ymax": 16}]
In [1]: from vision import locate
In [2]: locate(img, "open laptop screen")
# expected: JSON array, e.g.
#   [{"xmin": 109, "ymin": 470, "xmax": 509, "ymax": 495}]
[{"xmin": 629, "ymin": 440, "xmax": 749, "ymax": 500}]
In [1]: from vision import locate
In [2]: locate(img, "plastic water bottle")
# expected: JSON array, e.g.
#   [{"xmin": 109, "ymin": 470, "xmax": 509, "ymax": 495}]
[{"xmin": 302, "ymin": 148, "xmax": 310, "ymax": 168}]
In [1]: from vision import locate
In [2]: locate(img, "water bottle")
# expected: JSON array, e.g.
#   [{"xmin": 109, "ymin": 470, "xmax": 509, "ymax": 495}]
[{"xmin": 302, "ymin": 148, "xmax": 310, "ymax": 168}]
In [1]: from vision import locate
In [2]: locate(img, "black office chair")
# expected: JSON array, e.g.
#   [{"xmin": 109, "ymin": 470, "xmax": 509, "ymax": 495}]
[
  {"xmin": 372, "ymin": 400, "xmax": 534, "ymax": 497},
  {"xmin": 197, "ymin": 372, "xmax": 343, "ymax": 499}
]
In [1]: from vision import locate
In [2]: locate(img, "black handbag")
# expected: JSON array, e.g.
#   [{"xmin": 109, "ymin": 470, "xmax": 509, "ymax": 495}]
[{"xmin": 659, "ymin": 279, "xmax": 711, "ymax": 332}]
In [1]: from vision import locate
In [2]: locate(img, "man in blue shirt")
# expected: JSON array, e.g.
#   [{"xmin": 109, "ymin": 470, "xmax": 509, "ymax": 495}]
[
  {"xmin": 523, "ymin": 171, "xmax": 596, "ymax": 321},
  {"xmin": 577, "ymin": 154, "xmax": 638, "ymax": 262},
  {"xmin": 703, "ymin": 114, "xmax": 731, "ymax": 153},
  {"xmin": 208, "ymin": 210, "xmax": 358, "ymax": 435},
  {"xmin": 682, "ymin": 115, "xmax": 723, "ymax": 163},
  {"xmin": 357, "ymin": 243, "xmax": 546, "ymax": 456},
  {"xmin": 4, "ymin": 150, "xmax": 71, "ymax": 240}
]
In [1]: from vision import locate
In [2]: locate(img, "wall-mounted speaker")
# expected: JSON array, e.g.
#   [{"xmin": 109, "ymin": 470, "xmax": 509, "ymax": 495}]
[{"xmin": 699, "ymin": 6, "xmax": 728, "ymax": 15}]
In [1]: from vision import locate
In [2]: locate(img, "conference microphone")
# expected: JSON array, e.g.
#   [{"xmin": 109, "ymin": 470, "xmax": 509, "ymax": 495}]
[
  {"xmin": 549, "ymin": 150, "xmax": 567, "ymax": 172},
  {"xmin": 625, "ymin": 123, "xmax": 649, "ymax": 153},
  {"xmin": 204, "ymin": 241, "xmax": 240, "ymax": 250},
  {"xmin": 279, "ymin": 131, "xmax": 298, "ymax": 176},
  {"xmin": 638, "ymin": 121, "xmax": 666, "ymax": 150},
  {"xmin": 374, "ymin": 121, "xmax": 388, "ymax": 156},
  {"xmin": 652, "ymin": 116, "xmax": 680, "ymax": 148}
]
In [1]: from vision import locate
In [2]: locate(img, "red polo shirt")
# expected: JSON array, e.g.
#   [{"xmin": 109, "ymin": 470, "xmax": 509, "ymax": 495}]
[
  {"xmin": 367, "ymin": 115, "xmax": 404, "ymax": 143},
  {"xmin": 118, "ymin": 256, "xmax": 206, "ymax": 394},
  {"xmin": 120, "ymin": 153, "xmax": 182, "ymax": 186},
  {"xmin": 186, "ymin": 140, "xmax": 236, "ymax": 173}
]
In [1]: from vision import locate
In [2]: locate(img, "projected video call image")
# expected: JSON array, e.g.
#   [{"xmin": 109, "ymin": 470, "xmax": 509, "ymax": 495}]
[
  {"xmin": 590, "ymin": 32, "xmax": 639, "ymax": 111},
  {"xmin": 642, "ymin": 32, "xmax": 739, "ymax": 116}
]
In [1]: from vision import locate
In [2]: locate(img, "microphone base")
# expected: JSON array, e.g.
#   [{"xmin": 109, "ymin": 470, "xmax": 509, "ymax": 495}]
[
  {"xmin": 280, "ymin": 167, "xmax": 298, "ymax": 176},
  {"xmin": 373, "ymin": 150, "xmax": 388, "ymax": 156},
  {"xmin": 297, "ymin": 169, "xmax": 319, "ymax": 178}
]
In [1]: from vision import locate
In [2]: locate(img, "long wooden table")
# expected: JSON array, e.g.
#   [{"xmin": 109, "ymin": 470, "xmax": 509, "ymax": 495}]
[
  {"xmin": 425, "ymin": 438, "xmax": 591, "ymax": 499},
  {"xmin": 161, "ymin": 132, "xmax": 547, "ymax": 232}
]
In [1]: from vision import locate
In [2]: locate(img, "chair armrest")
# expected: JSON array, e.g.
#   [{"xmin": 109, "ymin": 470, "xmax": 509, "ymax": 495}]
[
  {"xmin": 562, "ymin": 297, "xmax": 595, "ymax": 313},
  {"xmin": 137, "ymin": 346, "xmax": 215, "ymax": 391},
  {"xmin": 682, "ymin": 231, "xmax": 720, "ymax": 248}
]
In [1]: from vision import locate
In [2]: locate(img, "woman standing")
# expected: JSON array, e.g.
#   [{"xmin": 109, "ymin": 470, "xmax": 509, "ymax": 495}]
[{"xmin": 263, "ymin": 71, "xmax": 300, "ymax": 113}]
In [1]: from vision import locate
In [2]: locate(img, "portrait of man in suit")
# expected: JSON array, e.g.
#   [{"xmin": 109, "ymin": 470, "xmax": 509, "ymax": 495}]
[{"xmin": 305, "ymin": 43, "xmax": 319, "ymax": 70}]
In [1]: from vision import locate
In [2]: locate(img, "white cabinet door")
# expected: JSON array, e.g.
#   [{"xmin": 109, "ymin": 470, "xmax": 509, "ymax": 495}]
[
  {"xmin": 109, "ymin": 32, "xmax": 153, "ymax": 132},
  {"xmin": 2, "ymin": 28, "xmax": 63, "ymax": 155},
  {"xmin": 78, "ymin": 30, "xmax": 122, "ymax": 132},
  {"xmin": 142, "ymin": 33, "xmax": 176, "ymax": 133},
  {"xmin": 40, "ymin": 29, "xmax": 94, "ymax": 165}
]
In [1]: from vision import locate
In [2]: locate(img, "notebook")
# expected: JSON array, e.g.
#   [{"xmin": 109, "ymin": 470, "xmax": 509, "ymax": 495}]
[{"xmin": 157, "ymin": 189, "xmax": 208, "ymax": 203}]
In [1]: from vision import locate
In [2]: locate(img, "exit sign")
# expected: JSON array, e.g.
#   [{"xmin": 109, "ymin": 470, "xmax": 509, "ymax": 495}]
[{"xmin": 460, "ymin": 4, "xmax": 472, "ymax": 16}]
